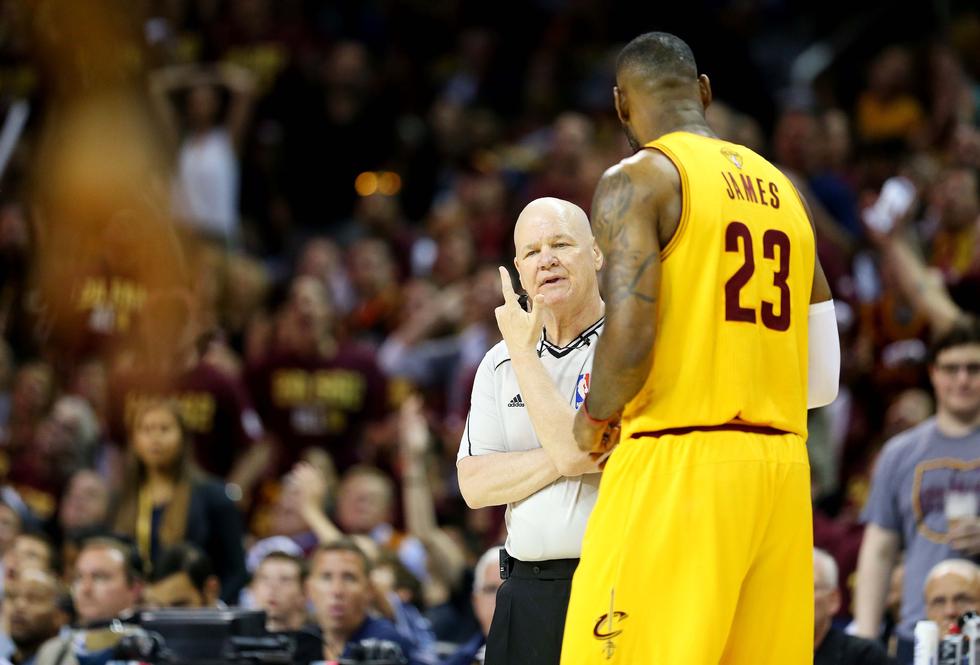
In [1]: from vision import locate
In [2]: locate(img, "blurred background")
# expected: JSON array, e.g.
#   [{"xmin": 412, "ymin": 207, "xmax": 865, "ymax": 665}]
[{"xmin": 0, "ymin": 0, "xmax": 977, "ymax": 649}]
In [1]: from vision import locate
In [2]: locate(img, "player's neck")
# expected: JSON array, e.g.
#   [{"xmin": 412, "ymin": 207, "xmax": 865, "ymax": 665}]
[
  {"xmin": 936, "ymin": 407, "xmax": 980, "ymax": 438},
  {"xmin": 649, "ymin": 108, "xmax": 716, "ymax": 142},
  {"xmin": 543, "ymin": 299, "xmax": 604, "ymax": 347}
]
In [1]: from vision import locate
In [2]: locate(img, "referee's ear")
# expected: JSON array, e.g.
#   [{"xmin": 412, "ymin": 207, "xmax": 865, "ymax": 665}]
[
  {"xmin": 593, "ymin": 240, "xmax": 604, "ymax": 272},
  {"xmin": 511, "ymin": 259, "xmax": 524, "ymax": 291}
]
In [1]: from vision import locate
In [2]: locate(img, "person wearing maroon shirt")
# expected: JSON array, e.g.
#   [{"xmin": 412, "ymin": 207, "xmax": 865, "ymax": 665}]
[
  {"xmin": 111, "ymin": 357, "xmax": 269, "ymax": 487},
  {"xmin": 247, "ymin": 275, "xmax": 388, "ymax": 476},
  {"xmin": 108, "ymin": 294, "xmax": 272, "ymax": 504}
]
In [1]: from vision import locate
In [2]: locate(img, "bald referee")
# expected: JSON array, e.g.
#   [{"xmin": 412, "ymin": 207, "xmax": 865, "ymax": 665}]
[{"xmin": 457, "ymin": 197, "xmax": 606, "ymax": 665}]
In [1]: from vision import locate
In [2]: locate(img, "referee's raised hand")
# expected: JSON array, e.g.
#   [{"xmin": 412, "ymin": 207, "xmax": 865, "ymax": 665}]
[{"xmin": 495, "ymin": 266, "xmax": 549, "ymax": 357}]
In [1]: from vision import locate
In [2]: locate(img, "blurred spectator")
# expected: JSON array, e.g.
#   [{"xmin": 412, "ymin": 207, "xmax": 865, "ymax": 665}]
[
  {"xmin": 524, "ymin": 113, "xmax": 598, "ymax": 216},
  {"xmin": 303, "ymin": 539, "xmax": 417, "ymax": 665},
  {"xmin": 855, "ymin": 319, "xmax": 980, "ymax": 662},
  {"xmin": 250, "ymin": 551, "xmax": 309, "ymax": 632},
  {"xmin": 7, "ymin": 397, "xmax": 101, "ymax": 522},
  {"xmin": 335, "ymin": 467, "xmax": 427, "ymax": 584},
  {"xmin": 3, "ymin": 533, "xmax": 56, "ymax": 588},
  {"xmin": 4, "ymin": 567, "xmax": 70, "ymax": 665},
  {"xmin": 111, "ymin": 399, "xmax": 246, "ymax": 602},
  {"xmin": 856, "ymin": 46, "xmax": 925, "ymax": 145},
  {"xmin": 927, "ymin": 166, "xmax": 980, "ymax": 312},
  {"xmin": 289, "ymin": 460, "xmax": 428, "ymax": 585},
  {"xmin": 370, "ymin": 552, "xmax": 437, "ymax": 665},
  {"xmin": 813, "ymin": 548, "xmax": 890, "ymax": 665},
  {"xmin": 35, "ymin": 537, "xmax": 141, "ymax": 665},
  {"xmin": 55, "ymin": 470, "xmax": 109, "ymax": 539},
  {"xmin": 396, "ymin": 396, "xmax": 468, "ymax": 637},
  {"xmin": 143, "ymin": 543, "xmax": 220, "ymax": 609},
  {"xmin": 70, "ymin": 538, "xmax": 141, "ymax": 627},
  {"xmin": 150, "ymin": 63, "xmax": 256, "ymax": 245},
  {"xmin": 923, "ymin": 558, "xmax": 980, "ymax": 637},
  {"xmin": 295, "ymin": 238, "xmax": 355, "ymax": 319},
  {"xmin": 109, "ymin": 317, "xmax": 272, "ymax": 507},
  {"xmin": 247, "ymin": 276, "xmax": 388, "ymax": 475},
  {"xmin": 346, "ymin": 238, "xmax": 402, "ymax": 345},
  {"xmin": 106, "ymin": 284, "xmax": 272, "ymax": 497},
  {"xmin": 379, "ymin": 266, "xmax": 502, "ymax": 418},
  {"xmin": 2, "ymin": 362, "xmax": 54, "ymax": 459},
  {"xmin": 442, "ymin": 546, "xmax": 501, "ymax": 665}
]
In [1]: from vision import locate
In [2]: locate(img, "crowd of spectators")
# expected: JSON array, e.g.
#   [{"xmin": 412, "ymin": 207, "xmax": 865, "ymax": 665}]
[{"xmin": 0, "ymin": 0, "xmax": 977, "ymax": 662}]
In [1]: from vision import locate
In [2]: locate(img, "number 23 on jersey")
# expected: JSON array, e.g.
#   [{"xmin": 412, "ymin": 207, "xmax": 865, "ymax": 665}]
[{"xmin": 723, "ymin": 221, "xmax": 791, "ymax": 332}]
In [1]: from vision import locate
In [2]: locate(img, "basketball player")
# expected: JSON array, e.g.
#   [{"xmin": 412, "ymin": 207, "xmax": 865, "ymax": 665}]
[{"xmin": 559, "ymin": 33, "xmax": 840, "ymax": 664}]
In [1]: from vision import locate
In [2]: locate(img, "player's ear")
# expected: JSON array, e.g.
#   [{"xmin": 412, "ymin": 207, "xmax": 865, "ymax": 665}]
[
  {"xmin": 698, "ymin": 74, "xmax": 712, "ymax": 110},
  {"xmin": 614, "ymin": 86, "xmax": 628, "ymax": 124}
]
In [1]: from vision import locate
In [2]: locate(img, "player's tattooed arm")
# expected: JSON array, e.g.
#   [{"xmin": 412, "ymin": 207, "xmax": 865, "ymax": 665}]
[
  {"xmin": 579, "ymin": 160, "xmax": 663, "ymax": 424},
  {"xmin": 592, "ymin": 170, "xmax": 659, "ymax": 306}
]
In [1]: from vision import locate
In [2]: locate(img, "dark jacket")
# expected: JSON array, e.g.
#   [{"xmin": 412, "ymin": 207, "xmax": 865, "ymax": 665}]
[
  {"xmin": 181, "ymin": 479, "xmax": 247, "ymax": 603},
  {"xmin": 815, "ymin": 628, "xmax": 893, "ymax": 665}
]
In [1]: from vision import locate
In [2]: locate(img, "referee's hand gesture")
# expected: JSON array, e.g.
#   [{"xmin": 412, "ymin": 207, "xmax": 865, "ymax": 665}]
[{"xmin": 495, "ymin": 266, "xmax": 548, "ymax": 357}]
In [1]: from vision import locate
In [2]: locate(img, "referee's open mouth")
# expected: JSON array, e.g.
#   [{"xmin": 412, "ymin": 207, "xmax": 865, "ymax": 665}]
[{"xmin": 538, "ymin": 275, "xmax": 566, "ymax": 288}]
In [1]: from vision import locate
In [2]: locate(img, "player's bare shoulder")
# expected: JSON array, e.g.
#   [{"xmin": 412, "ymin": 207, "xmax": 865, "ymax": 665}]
[{"xmin": 592, "ymin": 150, "xmax": 680, "ymax": 248}]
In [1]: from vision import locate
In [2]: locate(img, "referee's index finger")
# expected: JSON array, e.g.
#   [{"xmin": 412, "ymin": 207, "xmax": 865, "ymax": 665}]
[{"xmin": 498, "ymin": 266, "xmax": 518, "ymax": 304}]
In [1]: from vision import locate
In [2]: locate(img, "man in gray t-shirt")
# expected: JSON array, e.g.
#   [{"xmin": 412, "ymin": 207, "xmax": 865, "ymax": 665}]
[{"xmin": 855, "ymin": 319, "xmax": 980, "ymax": 664}]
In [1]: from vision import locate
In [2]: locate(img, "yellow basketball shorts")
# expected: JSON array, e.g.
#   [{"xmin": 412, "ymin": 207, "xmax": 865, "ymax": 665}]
[{"xmin": 560, "ymin": 429, "xmax": 813, "ymax": 664}]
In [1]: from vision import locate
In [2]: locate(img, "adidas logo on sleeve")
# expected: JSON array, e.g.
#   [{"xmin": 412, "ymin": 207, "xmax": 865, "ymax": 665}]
[{"xmin": 508, "ymin": 394, "xmax": 524, "ymax": 407}]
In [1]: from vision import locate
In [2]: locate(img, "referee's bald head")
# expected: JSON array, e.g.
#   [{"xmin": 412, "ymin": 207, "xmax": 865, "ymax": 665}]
[{"xmin": 514, "ymin": 197, "xmax": 593, "ymax": 247}]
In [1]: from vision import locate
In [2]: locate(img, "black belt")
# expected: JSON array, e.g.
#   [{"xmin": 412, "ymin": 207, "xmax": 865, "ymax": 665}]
[{"xmin": 500, "ymin": 550, "xmax": 579, "ymax": 581}]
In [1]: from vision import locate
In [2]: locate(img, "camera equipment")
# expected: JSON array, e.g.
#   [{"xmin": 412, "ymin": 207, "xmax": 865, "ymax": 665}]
[
  {"xmin": 106, "ymin": 609, "xmax": 410, "ymax": 665},
  {"xmin": 340, "ymin": 639, "xmax": 409, "ymax": 665},
  {"xmin": 113, "ymin": 608, "xmax": 294, "ymax": 665}
]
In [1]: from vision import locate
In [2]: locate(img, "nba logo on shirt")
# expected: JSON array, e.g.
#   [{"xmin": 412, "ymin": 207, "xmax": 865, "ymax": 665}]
[{"xmin": 575, "ymin": 373, "xmax": 591, "ymax": 409}]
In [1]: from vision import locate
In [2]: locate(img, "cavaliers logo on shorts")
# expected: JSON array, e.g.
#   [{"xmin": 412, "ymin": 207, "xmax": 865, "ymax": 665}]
[{"xmin": 592, "ymin": 588, "xmax": 628, "ymax": 660}]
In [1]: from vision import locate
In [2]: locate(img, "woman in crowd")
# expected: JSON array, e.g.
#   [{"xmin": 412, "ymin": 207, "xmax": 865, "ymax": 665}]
[{"xmin": 113, "ymin": 399, "xmax": 246, "ymax": 602}]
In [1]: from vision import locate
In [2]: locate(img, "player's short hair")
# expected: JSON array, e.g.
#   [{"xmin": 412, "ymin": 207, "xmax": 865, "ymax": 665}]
[
  {"xmin": 617, "ymin": 32, "xmax": 698, "ymax": 82},
  {"xmin": 929, "ymin": 316, "xmax": 980, "ymax": 363}
]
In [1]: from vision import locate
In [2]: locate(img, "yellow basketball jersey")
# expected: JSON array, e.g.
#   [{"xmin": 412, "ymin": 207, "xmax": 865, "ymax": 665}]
[{"xmin": 621, "ymin": 132, "xmax": 814, "ymax": 439}]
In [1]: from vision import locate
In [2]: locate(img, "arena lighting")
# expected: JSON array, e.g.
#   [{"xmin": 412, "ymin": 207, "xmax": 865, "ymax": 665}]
[
  {"xmin": 377, "ymin": 171, "xmax": 402, "ymax": 195},
  {"xmin": 355, "ymin": 171, "xmax": 402, "ymax": 196},
  {"xmin": 354, "ymin": 171, "xmax": 379, "ymax": 196}
]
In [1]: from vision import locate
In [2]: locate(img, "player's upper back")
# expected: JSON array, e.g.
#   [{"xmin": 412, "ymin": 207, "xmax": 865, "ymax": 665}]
[{"xmin": 622, "ymin": 131, "xmax": 815, "ymax": 438}]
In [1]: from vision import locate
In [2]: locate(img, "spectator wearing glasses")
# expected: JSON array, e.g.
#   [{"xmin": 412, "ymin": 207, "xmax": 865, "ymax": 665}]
[{"xmin": 855, "ymin": 319, "xmax": 980, "ymax": 664}]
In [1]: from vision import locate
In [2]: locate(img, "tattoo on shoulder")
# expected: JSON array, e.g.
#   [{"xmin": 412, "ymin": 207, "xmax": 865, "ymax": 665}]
[
  {"xmin": 592, "ymin": 170, "xmax": 633, "ymax": 242},
  {"xmin": 592, "ymin": 170, "xmax": 658, "ymax": 306}
]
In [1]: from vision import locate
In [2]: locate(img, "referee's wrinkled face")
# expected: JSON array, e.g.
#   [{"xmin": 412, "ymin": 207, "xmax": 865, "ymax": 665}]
[{"xmin": 513, "ymin": 198, "xmax": 602, "ymax": 311}]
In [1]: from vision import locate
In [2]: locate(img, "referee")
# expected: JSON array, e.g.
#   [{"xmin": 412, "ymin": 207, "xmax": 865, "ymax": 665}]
[{"xmin": 457, "ymin": 197, "xmax": 606, "ymax": 665}]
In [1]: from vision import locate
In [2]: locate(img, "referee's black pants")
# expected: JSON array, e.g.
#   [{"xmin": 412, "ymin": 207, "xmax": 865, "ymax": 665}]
[{"xmin": 485, "ymin": 556, "xmax": 579, "ymax": 665}]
